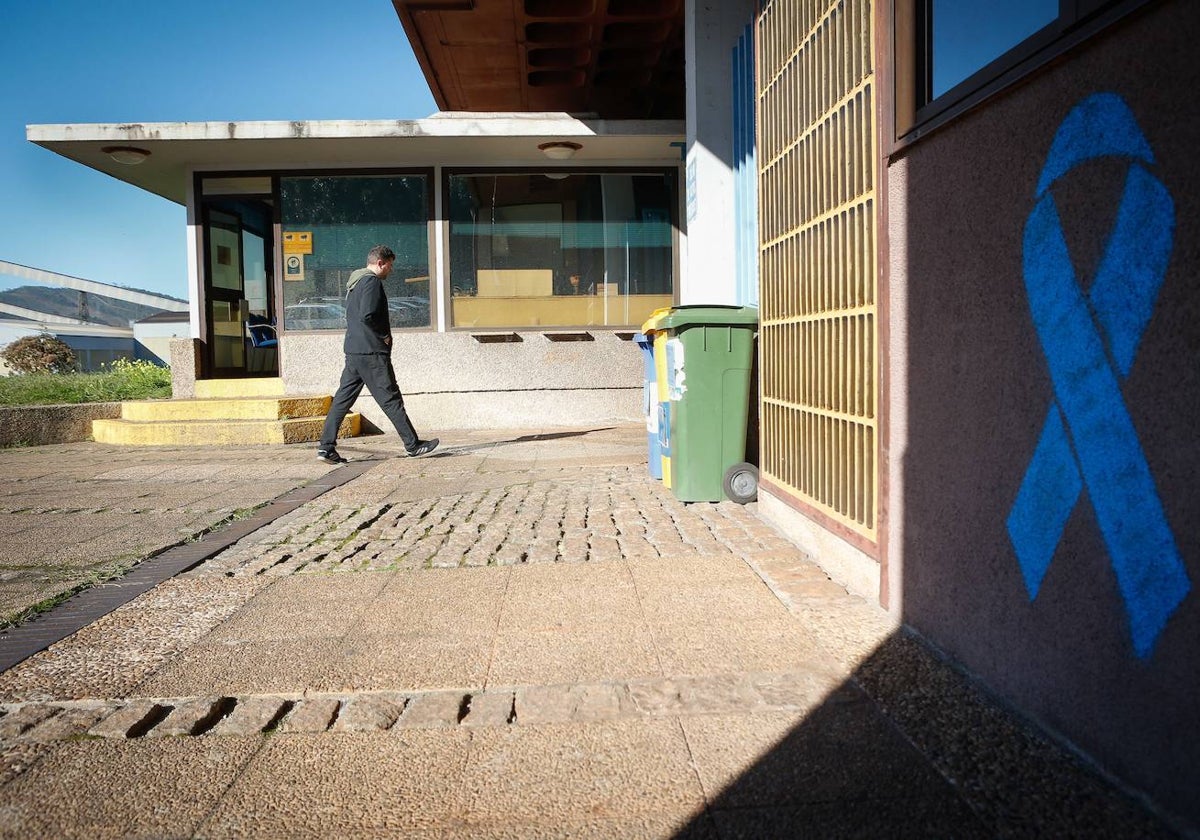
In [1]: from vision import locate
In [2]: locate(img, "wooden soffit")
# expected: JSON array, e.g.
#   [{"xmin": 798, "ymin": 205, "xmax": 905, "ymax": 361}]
[{"xmin": 392, "ymin": 0, "xmax": 684, "ymax": 119}]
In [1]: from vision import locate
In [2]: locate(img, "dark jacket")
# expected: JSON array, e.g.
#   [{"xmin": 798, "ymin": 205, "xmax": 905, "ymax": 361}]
[{"xmin": 343, "ymin": 268, "xmax": 391, "ymax": 355}]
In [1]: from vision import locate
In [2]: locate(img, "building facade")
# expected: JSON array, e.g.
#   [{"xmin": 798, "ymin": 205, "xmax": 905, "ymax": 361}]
[
  {"xmin": 31, "ymin": 115, "xmax": 686, "ymax": 427},
  {"xmin": 752, "ymin": 0, "xmax": 1198, "ymax": 830},
  {"xmin": 29, "ymin": 0, "xmax": 1199, "ymax": 831}
]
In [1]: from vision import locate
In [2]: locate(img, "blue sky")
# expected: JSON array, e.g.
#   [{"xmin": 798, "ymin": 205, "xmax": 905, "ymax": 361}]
[{"xmin": 0, "ymin": 0, "xmax": 436, "ymax": 300}]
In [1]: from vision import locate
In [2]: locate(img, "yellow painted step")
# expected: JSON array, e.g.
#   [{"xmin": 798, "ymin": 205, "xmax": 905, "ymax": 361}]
[
  {"xmin": 194, "ymin": 378, "xmax": 287, "ymax": 399},
  {"xmin": 92, "ymin": 413, "xmax": 360, "ymax": 447},
  {"xmin": 121, "ymin": 396, "xmax": 331, "ymax": 423}
]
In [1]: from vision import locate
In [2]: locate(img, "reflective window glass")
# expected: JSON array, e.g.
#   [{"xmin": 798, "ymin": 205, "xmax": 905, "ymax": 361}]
[
  {"xmin": 279, "ymin": 175, "xmax": 430, "ymax": 331},
  {"xmin": 447, "ymin": 172, "xmax": 676, "ymax": 329},
  {"xmin": 931, "ymin": 0, "xmax": 1057, "ymax": 98},
  {"xmin": 207, "ymin": 210, "xmax": 242, "ymax": 292}
]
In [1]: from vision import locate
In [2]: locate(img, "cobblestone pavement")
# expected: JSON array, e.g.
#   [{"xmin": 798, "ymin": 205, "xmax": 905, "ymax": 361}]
[{"xmin": 0, "ymin": 426, "xmax": 1183, "ymax": 838}]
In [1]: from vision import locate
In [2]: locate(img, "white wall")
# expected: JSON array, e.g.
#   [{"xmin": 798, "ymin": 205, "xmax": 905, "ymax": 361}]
[{"xmin": 683, "ymin": 0, "xmax": 758, "ymax": 305}]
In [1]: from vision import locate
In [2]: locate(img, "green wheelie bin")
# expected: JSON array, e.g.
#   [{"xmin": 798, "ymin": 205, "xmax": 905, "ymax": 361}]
[{"xmin": 660, "ymin": 304, "xmax": 759, "ymax": 503}]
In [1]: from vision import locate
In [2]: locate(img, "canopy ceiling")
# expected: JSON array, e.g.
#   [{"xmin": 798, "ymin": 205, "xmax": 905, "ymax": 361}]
[{"xmin": 392, "ymin": 0, "xmax": 685, "ymax": 119}]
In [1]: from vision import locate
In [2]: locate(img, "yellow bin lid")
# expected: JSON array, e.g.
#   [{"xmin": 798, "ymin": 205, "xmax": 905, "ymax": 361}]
[{"xmin": 640, "ymin": 306, "xmax": 674, "ymax": 334}]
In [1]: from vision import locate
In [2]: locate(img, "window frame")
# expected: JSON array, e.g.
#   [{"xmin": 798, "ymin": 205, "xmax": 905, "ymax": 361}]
[
  {"xmin": 892, "ymin": 0, "xmax": 1155, "ymax": 149},
  {"xmin": 440, "ymin": 165, "xmax": 681, "ymax": 333},
  {"xmin": 194, "ymin": 167, "xmax": 437, "ymax": 337}
]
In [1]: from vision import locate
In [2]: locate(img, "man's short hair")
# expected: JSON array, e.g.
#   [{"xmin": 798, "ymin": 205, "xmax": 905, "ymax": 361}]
[{"xmin": 367, "ymin": 245, "xmax": 395, "ymax": 264}]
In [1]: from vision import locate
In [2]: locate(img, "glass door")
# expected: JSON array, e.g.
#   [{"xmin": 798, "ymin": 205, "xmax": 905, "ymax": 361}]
[{"xmin": 201, "ymin": 199, "xmax": 276, "ymax": 377}]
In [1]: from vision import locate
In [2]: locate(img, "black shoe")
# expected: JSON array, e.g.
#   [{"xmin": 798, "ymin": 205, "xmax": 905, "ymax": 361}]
[
  {"xmin": 407, "ymin": 438, "xmax": 440, "ymax": 457},
  {"xmin": 317, "ymin": 448, "xmax": 348, "ymax": 465}
]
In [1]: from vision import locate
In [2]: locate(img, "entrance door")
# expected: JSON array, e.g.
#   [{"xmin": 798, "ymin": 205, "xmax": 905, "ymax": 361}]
[{"xmin": 201, "ymin": 199, "xmax": 276, "ymax": 377}]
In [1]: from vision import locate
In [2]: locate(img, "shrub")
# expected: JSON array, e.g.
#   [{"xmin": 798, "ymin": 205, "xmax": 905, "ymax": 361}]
[{"xmin": 1, "ymin": 334, "xmax": 78, "ymax": 374}]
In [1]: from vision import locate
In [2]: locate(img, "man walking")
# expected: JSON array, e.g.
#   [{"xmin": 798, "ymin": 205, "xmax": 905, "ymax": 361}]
[{"xmin": 316, "ymin": 245, "xmax": 438, "ymax": 464}]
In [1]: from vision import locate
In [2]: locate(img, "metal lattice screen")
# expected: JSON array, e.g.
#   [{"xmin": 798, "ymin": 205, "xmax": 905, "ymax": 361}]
[{"xmin": 757, "ymin": 0, "xmax": 878, "ymax": 539}]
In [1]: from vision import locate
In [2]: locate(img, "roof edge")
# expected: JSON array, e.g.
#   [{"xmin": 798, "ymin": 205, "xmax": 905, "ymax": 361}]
[{"xmin": 27, "ymin": 115, "xmax": 685, "ymax": 144}]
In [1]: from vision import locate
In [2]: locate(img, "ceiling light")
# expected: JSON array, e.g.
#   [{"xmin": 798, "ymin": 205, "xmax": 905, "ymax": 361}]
[
  {"xmin": 101, "ymin": 146, "xmax": 151, "ymax": 165},
  {"xmin": 538, "ymin": 141, "xmax": 582, "ymax": 160}
]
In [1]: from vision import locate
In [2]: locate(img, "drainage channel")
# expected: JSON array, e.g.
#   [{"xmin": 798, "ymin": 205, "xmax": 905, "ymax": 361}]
[{"xmin": 0, "ymin": 459, "xmax": 379, "ymax": 674}]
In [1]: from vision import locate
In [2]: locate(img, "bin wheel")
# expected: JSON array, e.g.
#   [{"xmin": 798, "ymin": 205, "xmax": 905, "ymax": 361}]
[{"xmin": 723, "ymin": 462, "xmax": 759, "ymax": 504}]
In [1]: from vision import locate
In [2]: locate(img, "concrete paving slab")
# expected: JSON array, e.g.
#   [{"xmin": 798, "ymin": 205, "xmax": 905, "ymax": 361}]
[
  {"xmin": 0, "ymin": 521, "xmax": 122, "ymax": 560},
  {"xmin": 137, "ymin": 637, "xmax": 340, "ymax": 697},
  {"xmin": 0, "ymin": 578, "xmax": 65, "ymax": 624},
  {"xmin": 360, "ymin": 567, "xmax": 511, "ymax": 632},
  {"xmin": 708, "ymin": 796, "xmax": 993, "ymax": 839},
  {"xmin": 500, "ymin": 563, "xmax": 644, "ymax": 631},
  {"xmin": 0, "ymin": 443, "xmax": 327, "ymax": 626},
  {"xmin": 632, "ymin": 572, "xmax": 796, "ymax": 620},
  {"xmin": 627, "ymin": 553, "xmax": 772, "ymax": 583},
  {"xmin": 0, "ymin": 425, "xmax": 1184, "ymax": 838},
  {"xmin": 682, "ymin": 702, "xmax": 959, "ymax": 808},
  {"xmin": 187, "ymin": 482, "xmax": 307, "ymax": 511},
  {"xmin": 460, "ymin": 719, "xmax": 705, "ymax": 829},
  {"xmin": 0, "ymin": 577, "xmax": 268, "ymax": 703},
  {"xmin": 434, "ymin": 812, "xmax": 720, "ymax": 840},
  {"xmin": 461, "ymin": 688, "xmax": 514, "ymax": 727},
  {"xmin": 488, "ymin": 624, "xmax": 663, "ymax": 687},
  {"xmin": 0, "ymin": 741, "xmax": 53, "ymax": 791},
  {"xmin": 849, "ymin": 631, "xmax": 1182, "ymax": 839},
  {"xmin": 0, "ymin": 736, "xmax": 262, "ymax": 839},
  {"xmin": 197, "ymin": 730, "xmax": 473, "ymax": 837},
  {"xmin": 649, "ymin": 620, "xmax": 828, "ymax": 677},
  {"xmin": 207, "ymin": 572, "xmax": 390, "ymax": 643},
  {"xmin": 318, "ymin": 632, "xmax": 494, "ymax": 693},
  {"xmin": 0, "ymin": 519, "xmax": 39, "ymax": 538}
]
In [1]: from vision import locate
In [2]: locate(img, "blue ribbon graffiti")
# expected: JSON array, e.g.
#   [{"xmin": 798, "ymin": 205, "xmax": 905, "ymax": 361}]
[{"xmin": 1006, "ymin": 93, "xmax": 1191, "ymax": 659}]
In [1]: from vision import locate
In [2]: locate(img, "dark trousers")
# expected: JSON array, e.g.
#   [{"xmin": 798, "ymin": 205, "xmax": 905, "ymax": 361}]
[{"xmin": 319, "ymin": 353, "xmax": 419, "ymax": 451}]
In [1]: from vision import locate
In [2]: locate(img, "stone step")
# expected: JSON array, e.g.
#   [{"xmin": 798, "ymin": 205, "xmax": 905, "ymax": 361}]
[
  {"xmin": 194, "ymin": 378, "xmax": 286, "ymax": 399},
  {"xmin": 92, "ymin": 413, "xmax": 360, "ymax": 446},
  {"xmin": 121, "ymin": 396, "xmax": 332, "ymax": 423}
]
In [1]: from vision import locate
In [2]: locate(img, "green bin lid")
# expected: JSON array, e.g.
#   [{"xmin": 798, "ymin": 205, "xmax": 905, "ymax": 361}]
[{"xmin": 659, "ymin": 304, "xmax": 759, "ymax": 329}]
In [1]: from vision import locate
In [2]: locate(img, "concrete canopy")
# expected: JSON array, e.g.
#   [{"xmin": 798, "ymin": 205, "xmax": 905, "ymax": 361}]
[{"xmin": 27, "ymin": 114, "xmax": 685, "ymax": 204}]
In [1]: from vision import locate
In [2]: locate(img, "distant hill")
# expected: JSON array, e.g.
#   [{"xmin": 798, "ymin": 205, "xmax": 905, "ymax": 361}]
[{"xmin": 0, "ymin": 286, "xmax": 169, "ymax": 327}]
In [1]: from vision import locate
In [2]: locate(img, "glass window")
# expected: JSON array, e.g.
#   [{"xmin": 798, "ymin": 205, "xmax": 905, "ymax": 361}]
[
  {"xmin": 207, "ymin": 210, "xmax": 242, "ymax": 292},
  {"xmin": 210, "ymin": 299, "xmax": 245, "ymax": 369},
  {"xmin": 279, "ymin": 174, "xmax": 430, "ymax": 332},
  {"xmin": 447, "ymin": 171, "xmax": 676, "ymax": 329},
  {"xmin": 899, "ymin": 0, "xmax": 1148, "ymax": 142},
  {"xmin": 242, "ymin": 228, "xmax": 268, "ymax": 313},
  {"xmin": 930, "ymin": 0, "xmax": 1056, "ymax": 98}
]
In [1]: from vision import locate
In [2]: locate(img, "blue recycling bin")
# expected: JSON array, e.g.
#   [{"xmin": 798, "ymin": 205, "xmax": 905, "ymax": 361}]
[{"xmin": 633, "ymin": 332, "xmax": 663, "ymax": 479}]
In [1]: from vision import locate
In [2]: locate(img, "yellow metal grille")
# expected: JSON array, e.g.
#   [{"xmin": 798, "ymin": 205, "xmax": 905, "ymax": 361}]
[{"xmin": 757, "ymin": 0, "xmax": 878, "ymax": 539}]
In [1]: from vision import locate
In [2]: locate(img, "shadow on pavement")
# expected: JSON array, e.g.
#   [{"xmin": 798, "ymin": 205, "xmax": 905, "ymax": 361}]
[
  {"xmin": 672, "ymin": 631, "xmax": 1183, "ymax": 839},
  {"xmin": 426, "ymin": 427, "xmax": 620, "ymax": 457}
]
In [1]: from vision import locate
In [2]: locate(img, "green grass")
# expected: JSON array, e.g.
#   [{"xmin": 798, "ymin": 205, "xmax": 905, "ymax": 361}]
[{"xmin": 0, "ymin": 358, "xmax": 172, "ymax": 406}]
